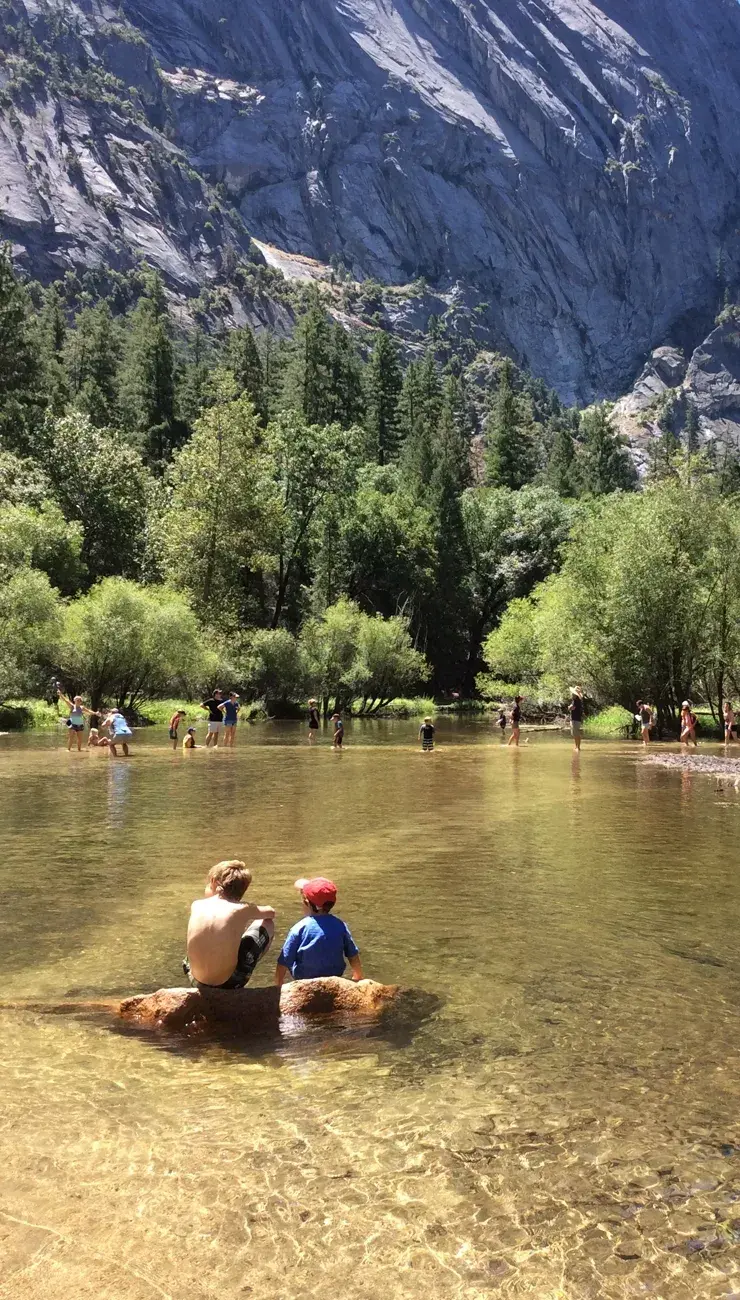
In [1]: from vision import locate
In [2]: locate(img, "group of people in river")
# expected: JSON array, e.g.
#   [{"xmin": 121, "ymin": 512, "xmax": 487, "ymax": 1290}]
[
  {"xmin": 57, "ymin": 682, "xmax": 739, "ymax": 756},
  {"xmin": 184, "ymin": 861, "xmax": 363, "ymax": 991}
]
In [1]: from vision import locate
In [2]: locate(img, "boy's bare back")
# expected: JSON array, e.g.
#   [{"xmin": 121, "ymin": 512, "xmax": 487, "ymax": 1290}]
[{"xmin": 187, "ymin": 895, "xmax": 265, "ymax": 986}]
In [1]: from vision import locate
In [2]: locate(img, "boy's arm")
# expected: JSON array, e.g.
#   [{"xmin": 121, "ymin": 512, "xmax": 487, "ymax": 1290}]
[
  {"xmin": 348, "ymin": 954, "xmax": 364, "ymax": 982},
  {"xmin": 274, "ymin": 963, "xmax": 290, "ymax": 987},
  {"xmin": 240, "ymin": 901, "xmax": 276, "ymax": 923},
  {"xmin": 343, "ymin": 924, "xmax": 362, "ymax": 980}
]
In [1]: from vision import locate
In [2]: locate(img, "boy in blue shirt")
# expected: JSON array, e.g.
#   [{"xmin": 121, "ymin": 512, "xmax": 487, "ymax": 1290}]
[{"xmin": 275, "ymin": 877, "xmax": 363, "ymax": 985}]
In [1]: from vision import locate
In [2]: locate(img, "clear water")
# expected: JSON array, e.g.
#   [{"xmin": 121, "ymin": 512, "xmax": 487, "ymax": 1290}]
[{"xmin": 1, "ymin": 720, "xmax": 740, "ymax": 1299}]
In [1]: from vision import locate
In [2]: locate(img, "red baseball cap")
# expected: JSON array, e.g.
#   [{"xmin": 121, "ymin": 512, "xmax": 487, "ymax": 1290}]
[{"xmin": 295, "ymin": 876, "xmax": 337, "ymax": 907}]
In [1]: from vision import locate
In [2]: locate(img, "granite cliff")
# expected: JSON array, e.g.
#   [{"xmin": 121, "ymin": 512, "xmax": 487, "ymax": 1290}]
[{"xmin": 2, "ymin": 0, "xmax": 740, "ymax": 401}]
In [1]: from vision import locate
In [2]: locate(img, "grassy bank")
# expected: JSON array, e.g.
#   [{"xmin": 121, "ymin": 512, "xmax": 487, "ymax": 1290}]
[
  {"xmin": 0, "ymin": 699, "xmax": 65, "ymax": 730},
  {"xmin": 583, "ymin": 705, "xmax": 634, "ymax": 738}
]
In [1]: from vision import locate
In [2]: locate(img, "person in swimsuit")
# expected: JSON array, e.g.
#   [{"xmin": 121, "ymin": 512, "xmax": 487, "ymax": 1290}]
[
  {"xmin": 104, "ymin": 708, "xmax": 133, "ymax": 757},
  {"xmin": 419, "ymin": 717, "xmax": 435, "ymax": 751},
  {"xmin": 169, "ymin": 709, "xmax": 186, "ymax": 750},
  {"xmin": 724, "ymin": 700, "xmax": 736, "ymax": 744},
  {"xmin": 184, "ymin": 860, "xmax": 275, "ymax": 989},
  {"xmin": 57, "ymin": 689, "xmax": 94, "ymax": 751},
  {"xmin": 332, "ymin": 713, "xmax": 344, "ymax": 748},
  {"xmin": 680, "ymin": 700, "xmax": 698, "ymax": 747},
  {"xmin": 201, "ymin": 689, "xmax": 224, "ymax": 748},
  {"xmin": 636, "ymin": 700, "xmax": 654, "ymax": 747},
  {"xmin": 183, "ymin": 727, "xmax": 200, "ymax": 749},
  {"xmin": 569, "ymin": 686, "xmax": 584, "ymax": 752},
  {"xmin": 219, "ymin": 693, "xmax": 241, "ymax": 748},
  {"xmin": 307, "ymin": 698, "xmax": 320, "ymax": 744},
  {"xmin": 87, "ymin": 727, "xmax": 109, "ymax": 748},
  {"xmin": 508, "ymin": 696, "xmax": 523, "ymax": 747}
]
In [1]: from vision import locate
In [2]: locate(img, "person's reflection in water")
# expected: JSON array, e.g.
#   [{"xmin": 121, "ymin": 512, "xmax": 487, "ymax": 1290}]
[
  {"xmin": 106, "ymin": 758, "xmax": 132, "ymax": 830},
  {"xmin": 680, "ymin": 768, "xmax": 693, "ymax": 807}
]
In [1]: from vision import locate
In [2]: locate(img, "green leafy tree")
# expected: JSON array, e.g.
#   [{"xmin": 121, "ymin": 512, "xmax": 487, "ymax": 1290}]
[
  {"xmin": 39, "ymin": 411, "xmax": 153, "ymax": 581},
  {"xmin": 159, "ymin": 372, "xmax": 277, "ymax": 624},
  {"xmin": 299, "ymin": 597, "xmax": 428, "ymax": 714},
  {"xmin": 59, "ymin": 578, "xmax": 212, "ymax": 711},
  {"xmin": 0, "ymin": 567, "xmax": 62, "ymax": 704},
  {"xmin": 364, "ymin": 331, "xmax": 403, "ymax": 464},
  {"xmin": 579, "ymin": 404, "xmax": 636, "ymax": 495},
  {"xmin": 0, "ymin": 450, "xmax": 52, "ymax": 508},
  {"xmin": 36, "ymin": 284, "xmax": 69, "ymax": 416},
  {"xmin": 245, "ymin": 627, "xmax": 307, "ymax": 707},
  {"xmin": 546, "ymin": 413, "xmax": 580, "ymax": 496},
  {"xmin": 0, "ymin": 501, "xmax": 84, "ymax": 595},
  {"xmin": 328, "ymin": 324, "xmax": 364, "ymax": 428}
]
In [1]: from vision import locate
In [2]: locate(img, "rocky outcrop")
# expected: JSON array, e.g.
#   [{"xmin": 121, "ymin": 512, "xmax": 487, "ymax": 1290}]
[
  {"xmin": 612, "ymin": 316, "xmax": 740, "ymax": 473},
  {"xmin": 2, "ymin": 0, "xmax": 740, "ymax": 400},
  {"xmin": 119, "ymin": 977, "xmax": 401, "ymax": 1033}
]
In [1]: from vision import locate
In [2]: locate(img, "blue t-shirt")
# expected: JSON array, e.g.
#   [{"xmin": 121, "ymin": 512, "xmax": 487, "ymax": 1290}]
[
  {"xmin": 221, "ymin": 700, "xmax": 240, "ymax": 724},
  {"xmin": 278, "ymin": 914, "xmax": 359, "ymax": 980},
  {"xmin": 110, "ymin": 713, "xmax": 132, "ymax": 737}
]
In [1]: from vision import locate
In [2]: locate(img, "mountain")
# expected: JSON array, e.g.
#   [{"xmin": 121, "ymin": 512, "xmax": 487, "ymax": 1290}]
[{"xmin": 2, "ymin": 0, "xmax": 740, "ymax": 401}]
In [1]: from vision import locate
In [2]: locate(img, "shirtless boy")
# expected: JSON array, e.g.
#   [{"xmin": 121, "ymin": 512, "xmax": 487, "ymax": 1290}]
[{"xmin": 184, "ymin": 861, "xmax": 275, "ymax": 989}]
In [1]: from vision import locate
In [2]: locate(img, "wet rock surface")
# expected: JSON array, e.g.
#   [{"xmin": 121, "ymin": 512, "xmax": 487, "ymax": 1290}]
[
  {"xmin": 2, "ymin": 0, "xmax": 740, "ymax": 400},
  {"xmin": 644, "ymin": 752, "xmax": 740, "ymax": 778}
]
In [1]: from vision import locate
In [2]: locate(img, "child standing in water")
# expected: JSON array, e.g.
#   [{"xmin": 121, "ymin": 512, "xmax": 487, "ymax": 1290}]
[
  {"xmin": 508, "ymin": 696, "xmax": 523, "ymax": 747},
  {"xmin": 332, "ymin": 713, "xmax": 344, "ymax": 748},
  {"xmin": 169, "ymin": 709, "xmax": 186, "ymax": 750},
  {"xmin": 307, "ymin": 698, "xmax": 320, "ymax": 744},
  {"xmin": 636, "ymin": 700, "xmax": 654, "ymax": 746},
  {"xmin": 680, "ymin": 701, "xmax": 698, "ymax": 747},
  {"xmin": 569, "ymin": 686, "xmax": 584, "ymax": 752},
  {"xmin": 724, "ymin": 700, "xmax": 736, "ymax": 743},
  {"xmin": 419, "ymin": 717, "xmax": 435, "ymax": 751},
  {"xmin": 219, "ymin": 692, "xmax": 241, "ymax": 747},
  {"xmin": 275, "ymin": 878, "xmax": 363, "ymax": 985},
  {"xmin": 497, "ymin": 708, "xmax": 507, "ymax": 740}
]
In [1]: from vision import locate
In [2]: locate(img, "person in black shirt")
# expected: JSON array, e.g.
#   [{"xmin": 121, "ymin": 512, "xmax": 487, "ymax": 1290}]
[
  {"xmin": 307, "ymin": 698, "xmax": 320, "ymax": 745},
  {"xmin": 201, "ymin": 688, "xmax": 224, "ymax": 748},
  {"xmin": 419, "ymin": 718, "xmax": 435, "ymax": 751},
  {"xmin": 508, "ymin": 696, "xmax": 523, "ymax": 747},
  {"xmin": 569, "ymin": 687, "xmax": 584, "ymax": 751}
]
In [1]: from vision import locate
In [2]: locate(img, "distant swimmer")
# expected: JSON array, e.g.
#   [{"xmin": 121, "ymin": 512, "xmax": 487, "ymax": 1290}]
[
  {"xmin": 307, "ymin": 698, "xmax": 320, "ymax": 745},
  {"xmin": 184, "ymin": 860, "xmax": 275, "ymax": 989},
  {"xmin": 508, "ymin": 696, "xmax": 523, "ymax": 747},
  {"xmin": 419, "ymin": 717, "xmax": 435, "ymax": 751}
]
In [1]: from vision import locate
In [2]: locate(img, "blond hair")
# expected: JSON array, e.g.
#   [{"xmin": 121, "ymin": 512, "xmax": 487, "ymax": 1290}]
[{"xmin": 208, "ymin": 860, "xmax": 252, "ymax": 902}]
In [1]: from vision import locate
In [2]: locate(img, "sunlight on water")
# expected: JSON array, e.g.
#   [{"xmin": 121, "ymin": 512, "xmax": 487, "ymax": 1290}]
[{"xmin": 1, "ymin": 720, "xmax": 740, "ymax": 1298}]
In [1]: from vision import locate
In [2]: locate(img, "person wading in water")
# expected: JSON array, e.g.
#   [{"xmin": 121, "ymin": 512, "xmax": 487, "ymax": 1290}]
[{"xmin": 568, "ymin": 687, "xmax": 584, "ymax": 752}]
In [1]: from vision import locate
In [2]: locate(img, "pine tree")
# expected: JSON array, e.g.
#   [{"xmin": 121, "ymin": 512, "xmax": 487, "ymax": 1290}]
[
  {"xmin": 484, "ymin": 359, "xmax": 535, "ymax": 490},
  {"xmin": 36, "ymin": 284, "xmax": 69, "ymax": 415},
  {"xmin": 229, "ymin": 324, "xmax": 266, "ymax": 421},
  {"xmin": 0, "ymin": 242, "xmax": 43, "ymax": 454},
  {"xmin": 118, "ymin": 296, "xmax": 177, "ymax": 467},
  {"xmin": 365, "ymin": 331, "xmax": 402, "ymax": 464},
  {"xmin": 684, "ymin": 399, "xmax": 700, "ymax": 455},
  {"xmin": 546, "ymin": 413, "xmax": 580, "ymax": 496},
  {"xmin": 178, "ymin": 327, "xmax": 213, "ymax": 429},
  {"xmin": 579, "ymin": 404, "xmax": 637, "ymax": 495},
  {"xmin": 281, "ymin": 293, "xmax": 335, "ymax": 425},
  {"xmin": 328, "ymin": 323, "xmax": 364, "ymax": 427},
  {"xmin": 399, "ymin": 351, "xmax": 442, "ymax": 486},
  {"xmin": 64, "ymin": 302, "xmax": 120, "ymax": 426}
]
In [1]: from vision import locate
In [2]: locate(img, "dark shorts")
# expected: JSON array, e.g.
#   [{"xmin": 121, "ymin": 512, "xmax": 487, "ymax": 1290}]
[
  {"xmin": 183, "ymin": 924, "xmax": 273, "ymax": 990},
  {"xmin": 68, "ymin": 723, "xmax": 84, "ymax": 732},
  {"xmin": 169, "ymin": 727, "xmax": 178, "ymax": 740},
  {"xmin": 421, "ymin": 740, "xmax": 434, "ymax": 751}
]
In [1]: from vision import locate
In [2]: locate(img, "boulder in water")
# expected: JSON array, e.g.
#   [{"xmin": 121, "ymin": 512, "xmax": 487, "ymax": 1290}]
[{"xmin": 118, "ymin": 978, "xmax": 400, "ymax": 1033}]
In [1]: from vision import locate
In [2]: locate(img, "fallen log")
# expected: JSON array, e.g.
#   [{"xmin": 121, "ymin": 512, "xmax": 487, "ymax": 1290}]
[{"xmin": 118, "ymin": 977, "xmax": 401, "ymax": 1033}]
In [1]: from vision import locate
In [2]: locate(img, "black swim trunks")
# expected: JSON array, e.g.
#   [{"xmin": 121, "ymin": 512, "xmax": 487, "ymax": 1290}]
[{"xmin": 183, "ymin": 924, "xmax": 273, "ymax": 990}]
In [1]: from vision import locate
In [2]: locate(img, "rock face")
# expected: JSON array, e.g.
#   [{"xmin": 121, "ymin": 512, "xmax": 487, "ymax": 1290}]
[
  {"xmin": 612, "ymin": 317, "xmax": 740, "ymax": 473},
  {"xmin": 119, "ymin": 977, "xmax": 401, "ymax": 1033},
  {"xmin": 2, "ymin": 0, "xmax": 740, "ymax": 400}
]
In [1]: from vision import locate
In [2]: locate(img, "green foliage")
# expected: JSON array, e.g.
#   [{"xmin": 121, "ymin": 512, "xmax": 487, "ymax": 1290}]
[
  {"xmin": 0, "ymin": 567, "xmax": 62, "ymax": 703},
  {"xmin": 364, "ymin": 332, "xmax": 403, "ymax": 464},
  {"xmin": 299, "ymin": 597, "xmax": 428, "ymax": 712},
  {"xmin": 245, "ymin": 628, "xmax": 307, "ymax": 704},
  {"xmin": 118, "ymin": 292, "xmax": 177, "ymax": 466},
  {"xmin": 583, "ymin": 705, "xmax": 634, "ymax": 738},
  {"xmin": 58, "ymin": 578, "xmax": 213, "ymax": 710},
  {"xmin": 0, "ymin": 242, "xmax": 43, "ymax": 454},
  {"xmin": 0, "ymin": 500, "xmax": 84, "ymax": 594},
  {"xmin": 579, "ymin": 404, "xmax": 637, "ymax": 495},
  {"xmin": 484, "ymin": 359, "xmax": 537, "ymax": 490},
  {"xmin": 229, "ymin": 325, "xmax": 266, "ymax": 421}
]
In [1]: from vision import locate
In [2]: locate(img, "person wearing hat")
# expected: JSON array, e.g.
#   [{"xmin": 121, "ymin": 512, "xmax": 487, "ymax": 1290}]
[
  {"xmin": 568, "ymin": 687, "xmax": 584, "ymax": 752},
  {"xmin": 635, "ymin": 700, "xmax": 654, "ymax": 747},
  {"xmin": 183, "ymin": 727, "xmax": 201, "ymax": 750},
  {"xmin": 274, "ymin": 877, "xmax": 363, "ymax": 985},
  {"xmin": 680, "ymin": 700, "xmax": 698, "ymax": 747}
]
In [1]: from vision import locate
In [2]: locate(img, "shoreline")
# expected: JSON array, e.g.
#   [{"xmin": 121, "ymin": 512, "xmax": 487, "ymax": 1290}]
[{"xmin": 644, "ymin": 752, "xmax": 740, "ymax": 778}]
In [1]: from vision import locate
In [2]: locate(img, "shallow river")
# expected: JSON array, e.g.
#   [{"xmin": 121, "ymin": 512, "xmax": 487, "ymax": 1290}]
[{"xmin": 1, "ymin": 720, "xmax": 740, "ymax": 1300}]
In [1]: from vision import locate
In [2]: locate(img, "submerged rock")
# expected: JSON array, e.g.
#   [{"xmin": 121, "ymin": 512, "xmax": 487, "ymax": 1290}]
[{"xmin": 119, "ymin": 977, "xmax": 401, "ymax": 1033}]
